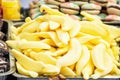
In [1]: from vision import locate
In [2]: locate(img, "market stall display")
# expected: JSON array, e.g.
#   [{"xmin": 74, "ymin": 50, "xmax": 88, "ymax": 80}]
[
  {"xmin": 28, "ymin": 0, "xmax": 120, "ymax": 23},
  {"xmin": 6, "ymin": 5, "xmax": 120, "ymax": 80},
  {"xmin": 0, "ymin": 0, "xmax": 119, "ymax": 80}
]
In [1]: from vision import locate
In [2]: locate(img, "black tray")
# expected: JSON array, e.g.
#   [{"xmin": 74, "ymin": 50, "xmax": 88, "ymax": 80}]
[{"xmin": 0, "ymin": 20, "xmax": 15, "ymax": 77}]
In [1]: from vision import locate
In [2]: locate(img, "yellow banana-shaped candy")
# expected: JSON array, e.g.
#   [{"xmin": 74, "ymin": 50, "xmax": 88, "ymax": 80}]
[
  {"xmin": 56, "ymin": 29, "xmax": 70, "ymax": 44},
  {"xmin": 11, "ymin": 49, "xmax": 46, "ymax": 72},
  {"xmin": 35, "ymin": 15, "xmax": 74, "ymax": 32},
  {"xmin": 49, "ymin": 21, "xmax": 60, "ymax": 30},
  {"xmin": 39, "ymin": 22, "xmax": 49, "ymax": 32},
  {"xmin": 76, "ymin": 45, "xmax": 90, "ymax": 75},
  {"xmin": 52, "ymin": 46, "xmax": 69, "ymax": 56},
  {"xmin": 68, "ymin": 63, "xmax": 76, "ymax": 71},
  {"xmin": 82, "ymin": 56, "xmax": 94, "ymax": 79},
  {"xmin": 91, "ymin": 43, "xmax": 106, "ymax": 70},
  {"xmin": 69, "ymin": 20, "xmax": 81, "ymax": 38},
  {"xmin": 81, "ymin": 12, "xmax": 110, "ymax": 42},
  {"xmin": 60, "ymin": 67, "xmax": 76, "ymax": 77},
  {"xmin": 111, "ymin": 64, "xmax": 120, "ymax": 75},
  {"xmin": 18, "ymin": 40, "xmax": 51, "ymax": 50},
  {"xmin": 33, "ymin": 32, "xmax": 66, "ymax": 47},
  {"xmin": 80, "ymin": 21, "xmax": 108, "ymax": 40},
  {"xmin": 16, "ymin": 62, "xmax": 38, "ymax": 78},
  {"xmin": 57, "ymin": 38, "xmax": 82, "ymax": 67},
  {"xmin": 91, "ymin": 52, "xmax": 113, "ymax": 79},
  {"xmin": 21, "ymin": 21, "xmax": 40, "ymax": 33},
  {"xmin": 6, "ymin": 40, "xmax": 20, "ymax": 51},
  {"xmin": 18, "ymin": 32, "xmax": 40, "ymax": 41},
  {"xmin": 10, "ymin": 26, "xmax": 18, "ymax": 35},
  {"xmin": 84, "ymin": 42, "xmax": 94, "ymax": 50},
  {"xmin": 48, "ymin": 31, "xmax": 67, "ymax": 47},
  {"xmin": 62, "ymin": 16, "xmax": 76, "ymax": 31},
  {"xmin": 77, "ymin": 35, "xmax": 100, "ymax": 44},
  {"xmin": 25, "ymin": 17, "xmax": 32, "ymax": 22},
  {"xmin": 106, "ymin": 48, "xmax": 120, "ymax": 67},
  {"xmin": 81, "ymin": 11, "xmax": 102, "ymax": 22},
  {"xmin": 10, "ymin": 33, "xmax": 20, "ymax": 40},
  {"xmin": 17, "ymin": 20, "xmax": 39, "ymax": 34},
  {"xmin": 95, "ymin": 20, "xmax": 120, "ymax": 42},
  {"xmin": 40, "ymin": 39, "xmax": 56, "ymax": 47},
  {"xmin": 111, "ymin": 45, "xmax": 120, "ymax": 61},
  {"xmin": 41, "ymin": 64, "xmax": 60, "ymax": 75},
  {"xmin": 40, "ymin": 5, "xmax": 64, "ymax": 16},
  {"xmin": 29, "ymin": 51, "xmax": 56, "ymax": 65},
  {"xmin": 23, "ymin": 49, "xmax": 32, "ymax": 56},
  {"xmin": 35, "ymin": 15, "xmax": 64, "ymax": 25}
]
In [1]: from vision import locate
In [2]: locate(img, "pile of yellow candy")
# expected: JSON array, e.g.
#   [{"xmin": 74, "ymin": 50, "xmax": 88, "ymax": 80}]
[{"xmin": 6, "ymin": 5, "xmax": 120, "ymax": 79}]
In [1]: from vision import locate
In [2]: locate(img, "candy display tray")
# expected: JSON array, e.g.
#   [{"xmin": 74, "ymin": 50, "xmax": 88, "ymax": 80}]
[
  {"xmin": 14, "ymin": 72, "xmax": 120, "ymax": 80},
  {"xmin": 0, "ymin": 20, "xmax": 15, "ymax": 80},
  {"xmin": 10, "ymin": 22, "xmax": 120, "ymax": 80}
]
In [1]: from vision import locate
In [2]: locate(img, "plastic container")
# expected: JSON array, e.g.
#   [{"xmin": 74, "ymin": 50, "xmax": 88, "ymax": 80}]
[
  {"xmin": 1, "ymin": 0, "xmax": 21, "ymax": 20},
  {"xmin": 0, "ymin": 20, "xmax": 15, "ymax": 80}
]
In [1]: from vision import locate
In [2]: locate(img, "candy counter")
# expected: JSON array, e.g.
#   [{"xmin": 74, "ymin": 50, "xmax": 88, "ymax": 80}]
[{"xmin": 1, "ymin": 0, "xmax": 120, "ymax": 80}]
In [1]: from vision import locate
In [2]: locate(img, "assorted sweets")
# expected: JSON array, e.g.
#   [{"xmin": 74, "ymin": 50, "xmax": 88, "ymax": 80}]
[
  {"xmin": 29, "ymin": 0, "xmax": 120, "ymax": 22},
  {"xmin": 60, "ymin": 2, "xmax": 79, "ymax": 15},
  {"xmin": 6, "ymin": 7, "xmax": 120, "ymax": 79},
  {"xmin": 81, "ymin": 3, "xmax": 101, "ymax": 15},
  {"xmin": 0, "ymin": 21, "xmax": 9, "ymax": 73},
  {"xmin": 0, "ymin": 40, "xmax": 9, "ymax": 73},
  {"xmin": 107, "ymin": 3, "xmax": 120, "ymax": 16}
]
